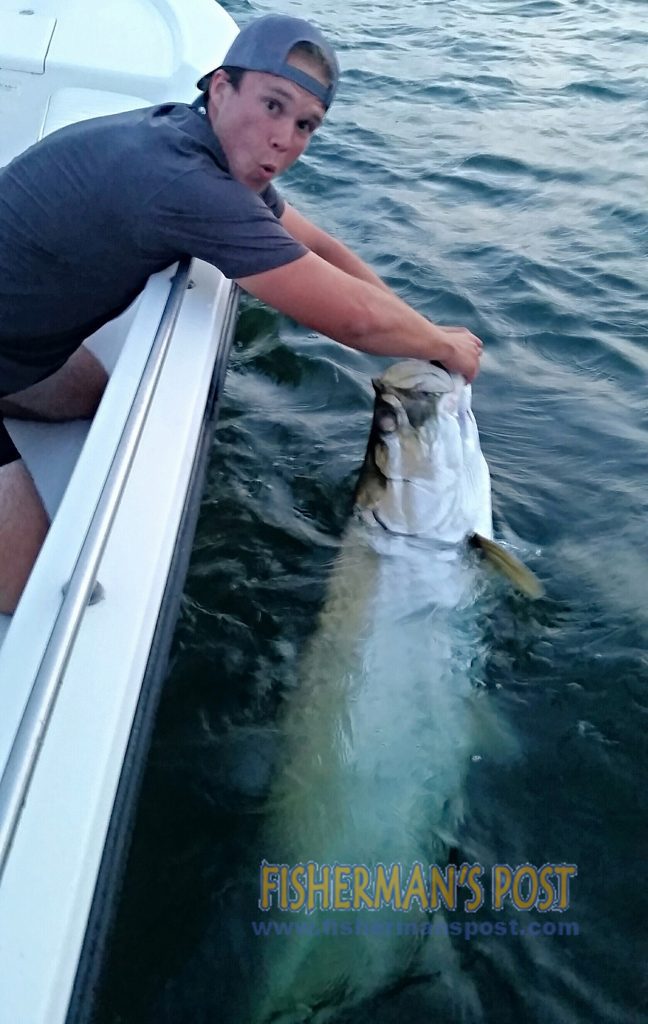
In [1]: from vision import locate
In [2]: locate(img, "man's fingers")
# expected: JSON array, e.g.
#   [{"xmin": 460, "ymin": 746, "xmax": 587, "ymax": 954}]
[{"xmin": 439, "ymin": 325, "xmax": 484, "ymax": 350}]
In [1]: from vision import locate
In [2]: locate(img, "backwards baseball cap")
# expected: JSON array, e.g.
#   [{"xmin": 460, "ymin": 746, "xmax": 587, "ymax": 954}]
[{"xmin": 196, "ymin": 14, "xmax": 339, "ymax": 109}]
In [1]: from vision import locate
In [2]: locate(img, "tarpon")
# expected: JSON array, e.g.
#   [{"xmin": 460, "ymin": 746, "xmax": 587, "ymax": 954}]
[{"xmin": 250, "ymin": 361, "xmax": 540, "ymax": 1023}]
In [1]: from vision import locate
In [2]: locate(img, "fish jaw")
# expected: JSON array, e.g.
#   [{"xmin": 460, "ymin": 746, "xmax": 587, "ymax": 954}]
[{"xmin": 355, "ymin": 363, "xmax": 492, "ymax": 543}]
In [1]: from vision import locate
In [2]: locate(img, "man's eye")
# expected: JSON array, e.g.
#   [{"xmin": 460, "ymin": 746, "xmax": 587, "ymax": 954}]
[
  {"xmin": 297, "ymin": 119, "xmax": 315, "ymax": 134},
  {"xmin": 265, "ymin": 99, "xmax": 281, "ymax": 113}
]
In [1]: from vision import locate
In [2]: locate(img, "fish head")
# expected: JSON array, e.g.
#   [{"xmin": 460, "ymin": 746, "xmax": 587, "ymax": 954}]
[{"xmin": 354, "ymin": 360, "xmax": 492, "ymax": 542}]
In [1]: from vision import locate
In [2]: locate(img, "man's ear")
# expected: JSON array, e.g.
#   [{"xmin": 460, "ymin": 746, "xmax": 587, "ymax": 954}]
[{"xmin": 208, "ymin": 69, "xmax": 231, "ymax": 110}]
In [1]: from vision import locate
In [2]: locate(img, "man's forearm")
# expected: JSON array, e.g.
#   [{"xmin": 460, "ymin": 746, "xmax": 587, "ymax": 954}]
[
  {"xmin": 309, "ymin": 234, "xmax": 391, "ymax": 293},
  {"xmin": 280, "ymin": 203, "xmax": 391, "ymax": 293},
  {"xmin": 341, "ymin": 282, "xmax": 451, "ymax": 358}
]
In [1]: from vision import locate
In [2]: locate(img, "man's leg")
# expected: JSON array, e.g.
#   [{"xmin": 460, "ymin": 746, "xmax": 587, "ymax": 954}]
[
  {"xmin": 0, "ymin": 346, "xmax": 108, "ymax": 421},
  {"xmin": 0, "ymin": 346, "xmax": 108, "ymax": 613},
  {"xmin": 0, "ymin": 460, "xmax": 49, "ymax": 615}
]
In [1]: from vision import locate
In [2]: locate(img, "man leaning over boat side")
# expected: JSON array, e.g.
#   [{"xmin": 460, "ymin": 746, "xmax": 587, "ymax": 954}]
[{"xmin": 0, "ymin": 14, "xmax": 483, "ymax": 614}]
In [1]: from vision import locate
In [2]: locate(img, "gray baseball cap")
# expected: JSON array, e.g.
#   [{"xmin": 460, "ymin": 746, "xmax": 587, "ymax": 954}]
[{"xmin": 196, "ymin": 14, "xmax": 339, "ymax": 109}]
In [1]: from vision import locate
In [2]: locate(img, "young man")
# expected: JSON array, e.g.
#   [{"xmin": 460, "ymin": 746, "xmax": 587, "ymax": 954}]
[{"xmin": 0, "ymin": 14, "xmax": 482, "ymax": 613}]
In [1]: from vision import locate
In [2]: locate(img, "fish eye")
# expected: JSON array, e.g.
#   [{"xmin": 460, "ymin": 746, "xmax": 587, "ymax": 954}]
[{"xmin": 377, "ymin": 410, "xmax": 398, "ymax": 433}]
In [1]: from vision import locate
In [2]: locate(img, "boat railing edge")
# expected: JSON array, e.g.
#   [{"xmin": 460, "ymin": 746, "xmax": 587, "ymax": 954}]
[{"xmin": 0, "ymin": 258, "xmax": 192, "ymax": 883}]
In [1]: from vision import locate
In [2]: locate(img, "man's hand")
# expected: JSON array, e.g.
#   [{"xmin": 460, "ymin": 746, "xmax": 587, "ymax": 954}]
[{"xmin": 436, "ymin": 326, "xmax": 484, "ymax": 382}]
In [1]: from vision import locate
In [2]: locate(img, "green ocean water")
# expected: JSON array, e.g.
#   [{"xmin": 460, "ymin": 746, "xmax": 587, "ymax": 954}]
[{"xmin": 94, "ymin": 1, "xmax": 647, "ymax": 1021}]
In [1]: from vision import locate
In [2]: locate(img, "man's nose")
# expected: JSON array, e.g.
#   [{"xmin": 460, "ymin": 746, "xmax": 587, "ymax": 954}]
[{"xmin": 270, "ymin": 120, "xmax": 293, "ymax": 151}]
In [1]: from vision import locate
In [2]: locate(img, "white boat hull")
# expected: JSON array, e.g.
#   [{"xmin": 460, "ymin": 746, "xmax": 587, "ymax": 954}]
[{"xmin": 0, "ymin": 1, "xmax": 240, "ymax": 1020}]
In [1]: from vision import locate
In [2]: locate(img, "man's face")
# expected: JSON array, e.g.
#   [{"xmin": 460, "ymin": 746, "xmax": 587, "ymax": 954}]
[{"xmin": 207, "ymin": 62, "xmax": 326, "ymax": 191}]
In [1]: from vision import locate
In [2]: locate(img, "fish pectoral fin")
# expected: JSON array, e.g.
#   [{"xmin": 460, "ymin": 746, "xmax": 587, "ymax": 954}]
[{"xmin": 471, "ymin": 533, "xmax": 544, "ymax": 600}]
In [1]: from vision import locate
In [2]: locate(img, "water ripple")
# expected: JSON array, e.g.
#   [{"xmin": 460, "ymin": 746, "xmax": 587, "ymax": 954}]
[{"xmin": 94, "ymin": 1, "xmax": 648, "ymax": 1022}]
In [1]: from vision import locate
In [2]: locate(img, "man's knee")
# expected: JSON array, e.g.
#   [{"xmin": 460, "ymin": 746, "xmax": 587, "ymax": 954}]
[
  {"xmin": 72, "ymin": 347, "xmax": 108, "ymax": 418},
  {"xmin": 0, "ymin": 460, "xmax": 49, "ymax": 615},
  {"xmin": 0, "ymin": 346, "xmax": 108, "ymax": 422}
]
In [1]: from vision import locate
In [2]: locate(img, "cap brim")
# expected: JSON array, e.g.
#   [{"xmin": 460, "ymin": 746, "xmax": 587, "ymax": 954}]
[{"xmin": 196, "ymin": 70, "xmax": 215, "ymax": 91}]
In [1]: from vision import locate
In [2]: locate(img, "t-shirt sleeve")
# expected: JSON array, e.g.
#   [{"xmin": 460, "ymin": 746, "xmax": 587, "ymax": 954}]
[
  {"xmin": 136, "ymin": 169, "xmax": 306, "ymax": 280},
  {"xmin": 260, "ymin": 182, "xmax": 285, "ymax": 219}
]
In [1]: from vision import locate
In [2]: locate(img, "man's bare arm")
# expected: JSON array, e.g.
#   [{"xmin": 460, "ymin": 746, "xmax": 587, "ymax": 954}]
[
  {"xmin": 236, "ymin": 252, "xmax": 482, "ymax": 380},
  {"xmin": 280, "ymin": 203, "xmax": 391, "ymax": 293}
]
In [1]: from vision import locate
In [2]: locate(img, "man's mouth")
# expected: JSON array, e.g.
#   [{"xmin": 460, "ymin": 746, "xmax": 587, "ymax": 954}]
[{"xmin": 259, "ymin": 162, "xmax": 276, "ymax": 177}]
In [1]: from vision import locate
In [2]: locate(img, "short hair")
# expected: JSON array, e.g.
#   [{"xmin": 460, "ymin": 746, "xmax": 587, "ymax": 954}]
[{"xmin": 220, "ymin": 65, "xmax": 246, "ymax": 90}]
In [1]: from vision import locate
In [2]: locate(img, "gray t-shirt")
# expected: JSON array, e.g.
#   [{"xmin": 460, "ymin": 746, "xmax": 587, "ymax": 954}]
[{"xmin": 0, "ymin": 100, "xmax": 307, "ymax": 393}]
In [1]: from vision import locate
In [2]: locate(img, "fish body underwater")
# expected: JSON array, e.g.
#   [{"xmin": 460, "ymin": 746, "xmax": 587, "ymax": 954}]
[{"xmin": 251, "ymin": 361, "xmax": 520, "ymax": 1023}]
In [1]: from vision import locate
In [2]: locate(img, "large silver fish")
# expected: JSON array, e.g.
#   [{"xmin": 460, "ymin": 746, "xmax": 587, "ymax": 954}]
[{"xmin": 251, "ymin": 361, "xmax": 539, "ymax": 1023}]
